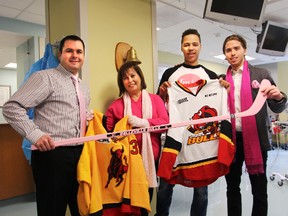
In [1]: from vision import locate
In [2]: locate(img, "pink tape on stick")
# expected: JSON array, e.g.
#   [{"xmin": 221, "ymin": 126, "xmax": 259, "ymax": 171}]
[{"xmin": 31, "ymin": 79, "xmax": 271, "ymax": 150}]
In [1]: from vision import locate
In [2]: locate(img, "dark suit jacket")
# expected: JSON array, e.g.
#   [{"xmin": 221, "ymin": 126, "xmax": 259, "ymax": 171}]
[{"xmin": 248, "ymin": 64, "xmax": 287, "ymax": 151}]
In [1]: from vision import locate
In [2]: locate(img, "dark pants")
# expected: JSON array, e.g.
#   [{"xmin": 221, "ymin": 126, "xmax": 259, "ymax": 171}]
[
  {"xmin": 155, "ymin": 178, "xmax": 208, "ymax": 216},
  {"xmin": 225, "ymin": 132, "xmax": 268, "ymax": 216},
  {"xmin": 141, "ymin": 187, "xmax": 155, "ymax": 216},
  {"xmin": 31, "ymin": 145, "xmax": 83, "ymax": 216}
]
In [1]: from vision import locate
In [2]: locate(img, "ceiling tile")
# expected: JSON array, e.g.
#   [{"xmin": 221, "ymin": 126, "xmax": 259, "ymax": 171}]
[
  {"xmin": 17, "ymin": 11, "xmax": 45, "ymax": 25},
  {"xmin": 0, "ymin": 0, "xmax": 35, "ymax": 10},
  {"xmin": 0, "ymin": 6, "xmax": 21, "ymax": 18}
]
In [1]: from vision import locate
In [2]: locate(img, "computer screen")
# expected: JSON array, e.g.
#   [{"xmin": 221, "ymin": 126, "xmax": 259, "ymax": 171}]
[
  {"xmin": 203, "ymin": 0, "xmax": 267, "ymax": 27},
  {"xmin": 256, "ymin": 21, "xmax": 288, "ymax": 56}
]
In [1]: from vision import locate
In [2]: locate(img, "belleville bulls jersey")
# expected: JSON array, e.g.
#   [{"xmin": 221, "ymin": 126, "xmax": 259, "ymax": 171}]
[
  {"xmin": 77, "ymin": 111, "xmax": 150, "ymax": 216},
  {"xmin": 157, "ymin": 66, "xmax": 235, "ymax": 187}
]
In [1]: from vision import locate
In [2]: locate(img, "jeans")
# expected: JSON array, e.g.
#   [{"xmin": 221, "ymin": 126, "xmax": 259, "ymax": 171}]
[
  {"xmin": 225, "ymin": 132, "xmax": 268, "ymax": 216},
  {"xmin": 155, "ymin": 178, "xmax": 208, "ymax": 216}
]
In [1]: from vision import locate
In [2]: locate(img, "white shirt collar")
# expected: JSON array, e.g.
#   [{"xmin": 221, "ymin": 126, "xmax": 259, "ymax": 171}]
[{"xmin": 232, "ymin": 65, "xmax": 244, "ymax": 75}]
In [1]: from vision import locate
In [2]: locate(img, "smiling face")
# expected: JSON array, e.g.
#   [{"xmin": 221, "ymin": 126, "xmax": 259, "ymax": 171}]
[
  {"xmin": 58, "ymin": 39, "xmax": 85, "ymax": 75},
  {"xmin": 122, "ymin": 67, "xmax": 142, "ymax": 98},
  {"xmin": 181, "ymin": 34, "xmax": 201, "ymax": 66},
  {"xmin": 223, "ymin": 39, "xmax": 247, "ymax": 71}
]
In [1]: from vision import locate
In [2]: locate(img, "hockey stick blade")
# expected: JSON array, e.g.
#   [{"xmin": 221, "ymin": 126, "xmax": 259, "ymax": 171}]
[{"xmin": 235, "ymin": 79, "xmax": 270, "ymax": 118}]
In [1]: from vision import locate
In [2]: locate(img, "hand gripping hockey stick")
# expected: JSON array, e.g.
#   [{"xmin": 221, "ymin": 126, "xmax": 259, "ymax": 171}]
[{"xmin": 32, "ymin": 79, "xmax": 271, "ymax": 149}]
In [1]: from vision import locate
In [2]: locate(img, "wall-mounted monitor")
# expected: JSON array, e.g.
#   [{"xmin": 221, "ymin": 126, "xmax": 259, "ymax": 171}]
[
  {"xmin": 256, "ymin": 21, "xmax": 288, "ymax": 56},
  {"xmin": 203, "ymin": 0, "xmax": 267, "ymax": 27}
]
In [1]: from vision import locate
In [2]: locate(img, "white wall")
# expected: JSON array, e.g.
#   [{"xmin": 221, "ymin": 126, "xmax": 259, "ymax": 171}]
[{"xmin": 0, "ymin": 69, "xmax": 17, "ymax": 123}]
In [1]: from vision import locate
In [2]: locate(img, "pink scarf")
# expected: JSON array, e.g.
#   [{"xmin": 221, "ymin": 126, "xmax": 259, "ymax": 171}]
[{"xmin": 226, "ymin": 60, "xmax": 264, "ymax": 174}]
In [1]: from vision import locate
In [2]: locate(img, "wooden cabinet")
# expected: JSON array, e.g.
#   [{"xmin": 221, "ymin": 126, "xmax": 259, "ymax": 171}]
[{"xmin": 0, "ymin": 124, "xmax": 35, "ymax": 200}]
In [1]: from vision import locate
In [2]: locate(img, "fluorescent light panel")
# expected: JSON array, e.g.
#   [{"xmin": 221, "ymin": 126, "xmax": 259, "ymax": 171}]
[
  {"xmin": 214, "ymin": 54, "xmax": 255, "ymax": 61},
  {"xmin": 4, "ymin": 63, "xmax": 17, "ymax": 69}
]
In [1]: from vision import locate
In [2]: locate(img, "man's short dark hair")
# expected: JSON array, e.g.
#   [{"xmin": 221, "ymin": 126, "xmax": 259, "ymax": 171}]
[
  {"xmin": 222, "ymin": 34, "xmax": 247, "ymax": 54},
  {"xmin": 181, "ymin": 29, "xmax": 201, "ymax": 44},
  {"xmin": 59, "ymin": 35, "xmax": 85, "ymax": 53}
]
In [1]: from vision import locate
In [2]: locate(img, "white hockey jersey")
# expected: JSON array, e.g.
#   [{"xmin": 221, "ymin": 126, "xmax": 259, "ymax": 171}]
[{"xmin": 157, "ymin": 74, "xmax": 234, "ymax": 187}]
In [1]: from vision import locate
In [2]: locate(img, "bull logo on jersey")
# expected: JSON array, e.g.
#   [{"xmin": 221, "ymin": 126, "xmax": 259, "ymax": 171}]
[
  {"xmin": 187, "ymin": 105, "xmax": 220, "ymax": 144},
  {"xmin": 105, "ymin": 145, "xmax": 128, "ymax": 188},
  {"xmin": 175, "ymin": 74, "xmax": 207, "ymax": 96}
]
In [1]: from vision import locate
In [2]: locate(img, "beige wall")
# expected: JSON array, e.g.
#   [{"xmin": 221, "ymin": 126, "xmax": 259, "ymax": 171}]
[
  {"xmin": 158, "ymin": 51, "xmax": 183, "ymax": 66},
  {"xmin": 46, "ymin": 0, "xmax": 80, "ymax": 43},
  {"xmin": 278, "ymin": 61, "xmax": 288, "ymax": 96},
  {"xmin": 87, "ymin": 0, "xmax": 154, "ymax": 112}
]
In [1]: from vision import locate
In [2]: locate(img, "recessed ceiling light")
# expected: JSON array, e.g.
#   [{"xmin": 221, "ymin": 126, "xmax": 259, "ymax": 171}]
[
  {"xmin": 214, "ymin": 54, "xmax": 226, "ymax": 60},
  {"xmin": 4, "ymin": 63, "xmax": 17, "ymax": 69},
  {"xmin": 245, "ymin": 56, "xmax": 255, "ymax": 61}
]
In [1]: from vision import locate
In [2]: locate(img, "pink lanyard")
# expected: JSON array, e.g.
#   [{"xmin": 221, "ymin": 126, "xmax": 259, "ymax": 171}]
[{"xmin": 71, "ymin": 75, "xmax": 86, "ymax": 137}]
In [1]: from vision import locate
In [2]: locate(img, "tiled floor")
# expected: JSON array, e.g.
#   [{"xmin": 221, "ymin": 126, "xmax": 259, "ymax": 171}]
[{"xmin": 1, "ymin": 148, "xmax": 288, "ymax": 216}]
